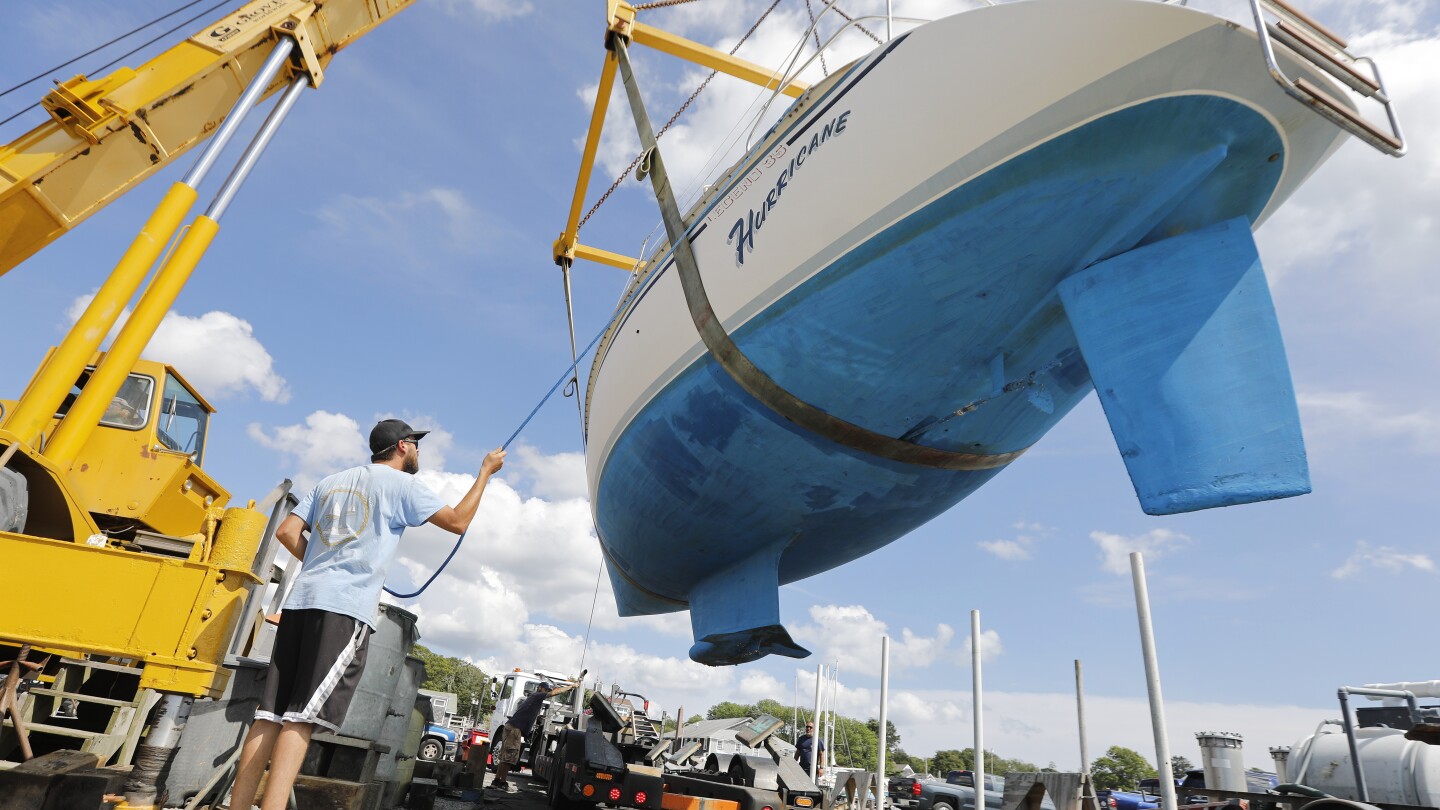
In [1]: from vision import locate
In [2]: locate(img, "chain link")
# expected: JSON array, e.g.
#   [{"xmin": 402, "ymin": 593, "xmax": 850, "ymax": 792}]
[
  {"xmin": 634, "ymin": 0, "xmax": 703, "ymax": 9},
  {"xmin": 804, "ymin": 0, "xmax": 830, "ymax": 77},
  {"xmin": 830, "ymin": 4, "xmax": 885, "ymax": 45},
  {"xmin": 577, "ymin": 0, "xmax": 786, "ymax": 234}
]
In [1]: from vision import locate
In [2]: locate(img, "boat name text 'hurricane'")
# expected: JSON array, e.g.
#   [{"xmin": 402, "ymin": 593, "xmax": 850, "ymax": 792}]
[{"xmin": 722, "ymin": 110, "xmax": 852, "ymax": 267}]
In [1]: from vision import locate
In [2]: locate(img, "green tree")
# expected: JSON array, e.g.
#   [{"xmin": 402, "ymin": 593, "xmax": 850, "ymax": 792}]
[
  {"xmin": 1090, "ymin": 746, "xmax": 1158, "ymax": 790},
  {"xmin": 932, "ymin": 749, "xmax": 968, "ymax": 775},
  {"xmin": 413, "ymin": 644, "xmax": 493, "ymax": 722},
  {"xmin": 707, "ymin": 701, "xmax": 757, "ymax": 720},
  {"xmin": 1171, "ymin": 755, "xmax": 1193, "ymax": 774},
  {"xmin": 867, "ymin": 718, "xmax": 902, "ymax": 753}
]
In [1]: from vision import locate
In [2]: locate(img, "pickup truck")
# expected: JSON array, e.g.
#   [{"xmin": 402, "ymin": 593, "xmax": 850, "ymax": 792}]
[
  {"xmin": 889, "ymin": 775, "xmax": 927, "ymax": 810},
  {"xmin": 419, "ymin": 723, "xmax": 459, "ymax": 762},
  {"xmin": 916, "ymin": 771, "xmax": 1007, "ymax": 810},
  {"xmin": 1097, "ymin": 788, "xmax": 1159, "ymax": 810}
]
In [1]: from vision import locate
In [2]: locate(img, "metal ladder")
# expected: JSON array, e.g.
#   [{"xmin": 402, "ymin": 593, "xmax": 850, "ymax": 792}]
[{"xmin": 1249, "ymin": 0, "xmax": 1406, "ymax": 156}]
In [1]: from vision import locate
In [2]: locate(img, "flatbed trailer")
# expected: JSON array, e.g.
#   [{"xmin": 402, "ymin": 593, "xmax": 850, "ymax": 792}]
[{"xmin": 531, "ymin": 702, "xmax": 823, "ymax": 810}]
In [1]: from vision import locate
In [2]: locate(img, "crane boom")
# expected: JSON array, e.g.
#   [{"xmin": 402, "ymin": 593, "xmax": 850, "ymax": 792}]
[{"xmin": 0, "ymin": 0, "xmax": 418, "ymax": 277}]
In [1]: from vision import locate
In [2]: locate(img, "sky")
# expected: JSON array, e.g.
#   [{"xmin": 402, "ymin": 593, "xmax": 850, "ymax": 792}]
[{"xmin": 2, "ymin": 0, "xmax": 1438, "ymax": 775}]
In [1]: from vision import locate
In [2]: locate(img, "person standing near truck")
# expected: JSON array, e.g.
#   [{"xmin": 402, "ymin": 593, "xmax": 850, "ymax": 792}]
[
  {"xmin": 796, "ymin": 720, "xmax": 826, "ymax": 778},
  {"xmin": 492, "ymin": 676, "xmax": 584, "ymax": 793},
  {"xmin": 229, "ymin": 419, "xmax": 506, "ymax": 810}
]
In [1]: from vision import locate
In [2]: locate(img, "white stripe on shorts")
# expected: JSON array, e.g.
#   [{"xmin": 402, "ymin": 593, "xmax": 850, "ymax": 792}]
[{"xmin": 288, "ymin": 620, "xmax": 365, "ymax": 728}]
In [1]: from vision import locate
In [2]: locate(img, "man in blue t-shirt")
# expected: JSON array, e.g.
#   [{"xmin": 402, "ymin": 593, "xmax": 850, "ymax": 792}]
[{"xmin": 231, "ymin": 419, "xmax": 506, "ymax": 810}]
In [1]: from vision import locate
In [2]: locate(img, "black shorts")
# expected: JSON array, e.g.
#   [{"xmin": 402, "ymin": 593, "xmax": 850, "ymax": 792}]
[{"xmin": 254, "ymin": 608, "xmax": 371, "ymax": 733}]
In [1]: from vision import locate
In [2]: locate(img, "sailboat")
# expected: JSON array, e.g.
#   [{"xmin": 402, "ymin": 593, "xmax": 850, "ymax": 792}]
[{"xmin": 562, "ymin": 0, "xmax": 1405, "ymax": 665}]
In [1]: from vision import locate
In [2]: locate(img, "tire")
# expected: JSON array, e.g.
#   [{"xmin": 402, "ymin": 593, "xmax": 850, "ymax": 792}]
[
  {"xmin": 933, "ymin": 801, "xmax": 956, "ymax": 810},
  {"xmin": 419, "ymin": 738, "xmax": 444, "ymax": 762}
]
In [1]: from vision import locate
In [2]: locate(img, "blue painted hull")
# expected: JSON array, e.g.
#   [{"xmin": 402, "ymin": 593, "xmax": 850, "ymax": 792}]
[{"xmin": 596, "ymin": 94, "xmax": 1285, "ymax": 635}]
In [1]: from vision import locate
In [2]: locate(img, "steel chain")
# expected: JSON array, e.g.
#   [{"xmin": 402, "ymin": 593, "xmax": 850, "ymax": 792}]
[
  {"xmin": 577, "ymin": 0, "xmax": 785, "ymax": 234},
  {"xmin": 804, "ymin": 0, "xmax": 830, "ymax": 76},
  {"xmin": 829, "ymin": 4, "xmax": 885, "ymax": 45}
]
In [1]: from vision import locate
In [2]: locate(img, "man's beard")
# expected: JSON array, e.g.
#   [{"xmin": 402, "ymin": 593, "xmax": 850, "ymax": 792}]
[{"xmin": 403, "ymin": 453, "xmax": 420, "ymax": 475}]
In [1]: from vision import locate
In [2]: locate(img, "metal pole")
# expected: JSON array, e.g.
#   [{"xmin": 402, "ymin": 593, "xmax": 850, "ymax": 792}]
[
  {"xmin": 794, "ymin": 672, "xmax": 800, "ymax": 743},
  {"xmin": 878, "ymin": 636, "xmax": 891, "ymax": 807},
  {"xmin": 182, "ymin": 39, "xmax": 296, "ymax": 188},
  {"xmin": 972, "ymin": 610, "xmax": 986, "ymax": 808},
  {"xmin": 1337, "ymin": 689, "xmax": 1370, "ymax": 802},
  {"xmin": 207, "ymin": 75, "xmax": 310, "ymax": 221},
  {"xmin": 1076, "ymin": 659, "xmax": 1093, "ymax": 794},
  {"xmin": 829, "ymin": 662, "xmax": 839, "ymax": 770},
  {"xmin": 1130, "ymin": 552, "xmax": 1177, "ymax": 810},
  {"xmin": 811, "ymin": 663, "xmax": 824, "ymax": 782},
  {"xmin": 887, "ymin": 0, "xmax": 893, "ymax": 41}
]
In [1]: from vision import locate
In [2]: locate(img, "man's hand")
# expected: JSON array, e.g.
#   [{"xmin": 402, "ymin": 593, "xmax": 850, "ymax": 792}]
[
  {"xmin": 428, "ymin": 447, "xmax": 508, "ymax": 534},
  {"xmin": 481, "ymin": 448, "xmax": 507, "ymax": 476}
]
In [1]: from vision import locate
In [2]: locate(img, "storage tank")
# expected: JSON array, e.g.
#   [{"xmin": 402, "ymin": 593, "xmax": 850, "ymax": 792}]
[
  {"xmin": 1289, "ymin": 726, "xmax": 1440, "ymax": 805},
  {"xmin": 338, "ymin": 603, "xmax": 419, "ymax": 740},
  {"xmin": 377, "ymin": 654, "xmax": 426, "ymax": 805},
  {"xmin": 1270, "ymin": 746, "xmax": 1291, "ymax": 783},
  {"xmin": 1196, "ymin": 731, "xmax": 1247, "ymax": 792}
]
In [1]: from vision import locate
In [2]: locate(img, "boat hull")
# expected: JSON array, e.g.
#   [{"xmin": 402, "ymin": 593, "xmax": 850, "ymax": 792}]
[{"xmin": 585, "ymin": 0, "xmax": 1351, "ymax": 664}]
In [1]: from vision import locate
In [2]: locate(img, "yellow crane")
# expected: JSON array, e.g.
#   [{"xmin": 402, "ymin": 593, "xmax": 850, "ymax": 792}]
[
  {"xmin": 0, "ymin": 2, "xmax": 416, "ymax": 806},
  {"xmin": 0, "ymin": 0, "xmax": 829, "ymax": 804}
]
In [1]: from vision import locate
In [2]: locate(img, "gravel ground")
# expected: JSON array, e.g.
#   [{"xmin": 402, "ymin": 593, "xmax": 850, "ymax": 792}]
[{"xmin": 431, "ymin": 771, "xmax": 546, "ymax": 810}]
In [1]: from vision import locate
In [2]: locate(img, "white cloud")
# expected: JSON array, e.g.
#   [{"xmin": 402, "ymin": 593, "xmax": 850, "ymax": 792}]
[
  {"xmin": 1332, "ymin": 540, "xmax": 1436, "ymax": 579},
  {"xmin": 436, "ymin": 0, "xmax": 534, "ymax": 20},
  {"xmin": 978, "ymin": 522, "xmax": 1054, "ymax": 561},
  {"xmin": 792, "ymin": 604, "xmax": 956, "ymax": 676},
  {"xmin": 315, "ymin": 187, "xmax": 487, "ymax": 260},
  {"xmin": 884, "ymin": 688, "xmax": 1330, "ymax": 773},
  {"xmin": 467, "ymin": 623, "xmax": 738, "ymax": 722},
  {"xmin": 510, "ymin": 443, "xmax": 588, "ymax": 501},
  {"xmin": 761, "ymin": 674, "xmax": 1326, "ymax": 772},
  {"xmin": 66, "ymin": 295, "xmax": 289, "ymax": 402},
  {"xmin": 978, "ymin": 539, "xmax": 1030, "ymax": 560},
  {"xmin": 1299, "ymin": 390, "xmax": 1440, "ymax": 455},
  {"xmin": 248, "ymin": 410, "xmax": 366, "ymax": 492},
  {"xmin": 1255, "ymin": 29, "xmax": 1440, "ymax": 304},
  {"xmin": 963, "ymin": 628, "xmax": 1003, "ymax": 663},
  {"xmin": 1091, "ymin": 529, "xmax": 1190, "ymax": 576}
]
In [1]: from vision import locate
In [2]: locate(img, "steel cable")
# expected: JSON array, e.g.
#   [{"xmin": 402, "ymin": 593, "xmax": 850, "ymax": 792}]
[
  {"xmin": 0, "ymin": 0, "xmax": 211, "ymax": 100},
  {"xmin": 0, "ymin": 0, "xmax": 233, "ymax": 131}
]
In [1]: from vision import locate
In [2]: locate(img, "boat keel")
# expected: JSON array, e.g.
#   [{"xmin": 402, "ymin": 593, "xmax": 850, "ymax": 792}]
[
  {"xmin": 687, "ymin": 540, "xmax": 811, "ymax": 666},
  {"xmin": 1058, "ymin": 216, "xmax": 1310, "ymax": 515}
]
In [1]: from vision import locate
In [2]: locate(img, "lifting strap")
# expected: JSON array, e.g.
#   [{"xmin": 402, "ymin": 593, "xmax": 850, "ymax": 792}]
[{"xmin": 612, "ymin": 38, "xmax": 1022, "ymax": 472}]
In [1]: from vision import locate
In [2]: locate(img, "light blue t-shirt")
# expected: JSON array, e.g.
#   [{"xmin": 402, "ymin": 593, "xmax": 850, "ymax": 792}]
[{"xmin": 285, "ymin": 464, "xmax": 447, "ymax": 627}]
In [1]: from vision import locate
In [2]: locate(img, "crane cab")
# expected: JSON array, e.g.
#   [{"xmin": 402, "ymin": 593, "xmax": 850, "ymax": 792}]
[{"xmin": 1, "ymin": 351, "xmax": 229, "ymax": 543}]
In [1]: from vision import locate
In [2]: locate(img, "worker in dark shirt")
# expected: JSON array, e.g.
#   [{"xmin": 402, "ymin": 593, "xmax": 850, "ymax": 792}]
[
  {"xmin": 492, "ymin": 674, "xmax": 584, "ymax": 793},
  {"xmin": 796, "ymin": 720, "xmax": 825, "ymax": 779}
]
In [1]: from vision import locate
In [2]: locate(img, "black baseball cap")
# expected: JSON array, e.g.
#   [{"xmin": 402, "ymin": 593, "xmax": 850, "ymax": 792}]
[{"xmin": 369, "ymin": 418, "xmax": 430, "ymax": 455}]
